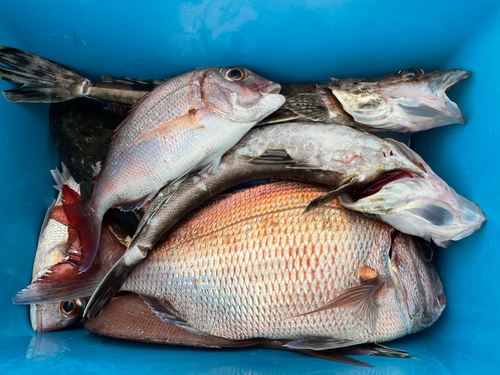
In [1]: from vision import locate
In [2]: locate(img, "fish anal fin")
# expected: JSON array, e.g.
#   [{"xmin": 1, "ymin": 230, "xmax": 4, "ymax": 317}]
[
  {"xmin": 285, "ymin": 282, "xmax": 383, "ymax": 333},
  {"xmin": 303, "ymin": 177, "xmax": 360, "ymax": 213}
]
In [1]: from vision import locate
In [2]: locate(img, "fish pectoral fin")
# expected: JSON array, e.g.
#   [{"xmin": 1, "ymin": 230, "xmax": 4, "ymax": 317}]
[
  {"xmin": 303, "ymin": 177, "xmax": 360, "ymax": 213},
  {"xmin": 294, "ymin": 349, "xmax": 373, "ymax": 367},
  {"xmin": 284, "ymin": 282, "xmax": 383, "ymax": 333},
  {"xmin": 199, "ymin": 155, "xmax": 221, "ymax": 175},
  {"xmin": 284, "ymin": 93, "xmax": 331, "ymax": 121},
  {"xmin": 127, "ymin": 109, "xmax": 203, "ymax": 148},
  {"xmin": 284, "ymin": 337, "xmax": 363, "ymax": 351}
]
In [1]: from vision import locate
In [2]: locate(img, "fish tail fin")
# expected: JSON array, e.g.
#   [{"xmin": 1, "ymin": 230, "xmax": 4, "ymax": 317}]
[
  {"xmin": 62, "ymin": 187, "xmax": 102, "ymax": 272},
  {"xmin": 0, "ymin": 45, "xmax": 90, "ymax": 103},
  {"xmin": 14, "ymin": 225, "xmax": 126, "ymax": 305}
]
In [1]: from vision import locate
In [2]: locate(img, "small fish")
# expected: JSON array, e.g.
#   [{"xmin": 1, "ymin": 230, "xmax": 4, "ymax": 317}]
[
  {"xmin": 84, "ymin": 123, "xmax": 484, "ymax": 318},
  {"xmin": 263, "ymin": 68, "xmax": 471, "ymax": 132},
  {"xmin": 0, "ymin": 46, "xmax": 159, "ymax": 105},
  {"xmin": 112, "ymin": 181, "xmax": 446, "ymax": 349},
  {"xmin": 62, "ymin": 66, "xmax": 284, "ymax": 272},
  {"xmin": 1, "ymin": 46, "xmax": 469, "ymax": 133},
  {"xmin": 84, "ymin": 292, "xmax": 412, "ymax": 367}
]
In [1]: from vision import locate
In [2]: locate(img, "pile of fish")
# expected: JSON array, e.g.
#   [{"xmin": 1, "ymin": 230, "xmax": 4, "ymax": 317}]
[{"xmin": 0, "ymin": 46, "xmax": 486, "ymax": 367}]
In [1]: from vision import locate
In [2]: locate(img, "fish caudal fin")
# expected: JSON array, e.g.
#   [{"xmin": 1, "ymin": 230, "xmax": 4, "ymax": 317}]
[
  {"xmin": 0, "ymin": 46, "xmax": 89, "ymax": 103},
  {"xmin": 14, "ymin": 225, "xmax": 126, "ymax": 304},
  {"xmin": 62, "ymin": 187, "xmax": 102, "ymax": 272}
]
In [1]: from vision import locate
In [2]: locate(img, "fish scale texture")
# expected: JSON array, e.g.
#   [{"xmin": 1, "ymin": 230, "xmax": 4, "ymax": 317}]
[{"xmin": 123, "ymin": 181, "xmax": 409, "ymax": 344}]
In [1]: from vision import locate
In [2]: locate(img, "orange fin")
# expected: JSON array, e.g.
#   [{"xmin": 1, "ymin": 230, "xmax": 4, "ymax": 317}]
[{"xmin": 284, "ymin": 282, "xmax": 382, "ymax": 333}]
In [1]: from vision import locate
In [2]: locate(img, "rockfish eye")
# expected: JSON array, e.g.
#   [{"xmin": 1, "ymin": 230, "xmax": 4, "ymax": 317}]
[
  {"xmin": 397, "ymin": 68, "xmax": 424, "ymax": 78},
  {"xmin": 418, "ymin": 241, "xmax": 434, "ymax": 263},
  {"xmin": 223, "ymin": 67, "xmax": 246, "ymax": 82}
]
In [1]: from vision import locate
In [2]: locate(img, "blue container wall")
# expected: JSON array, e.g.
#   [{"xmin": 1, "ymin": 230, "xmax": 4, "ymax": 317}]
[{"xmin": 0, "ymin": 0, "xmax": 498, "ymax": 373}]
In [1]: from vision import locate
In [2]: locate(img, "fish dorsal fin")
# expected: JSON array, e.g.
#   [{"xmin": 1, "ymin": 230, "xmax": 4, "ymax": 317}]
[
  {"xmin": 303, "ymin": 177, "xmax": 361, "ymax": 213},
  {"xmin": 284, "ymin": 93, "xmax": 331, "ymax": 121},
  {"xmin": 285, "ymin": 281, "xmax": 383, "ymax": 333},
  {"xmin": 236, "ymin": 149, "xmax": 319, "ymax": 169}
]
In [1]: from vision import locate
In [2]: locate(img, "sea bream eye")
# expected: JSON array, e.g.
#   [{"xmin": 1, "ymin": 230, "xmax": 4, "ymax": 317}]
[
  {"xmin": 223, "ymin": 67, "xmax": 246, "ymax": 81},
  {"xmin": 397, "ymin": 68, "xmax": 424, "ymax": 78}
]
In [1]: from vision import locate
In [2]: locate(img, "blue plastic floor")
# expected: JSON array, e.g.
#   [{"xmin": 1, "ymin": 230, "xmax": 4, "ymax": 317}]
[{"xmin": 1, "ymin": 1, "xmax": 499, "ymax": 373}]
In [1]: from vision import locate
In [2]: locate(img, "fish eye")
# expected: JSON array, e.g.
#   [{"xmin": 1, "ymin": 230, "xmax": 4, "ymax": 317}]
[
  {"xmin": 418, "ymin": 241, "xmax": 434, "ymax": 263},
  {"xmin": 60, "ymin": 299, "xmax": 83, "ymax": 316},
  {"xmin": 61, "ymin": 301, "xmax": 75, "ymax": 315},
  {"xmin": 397, "ymin": 68, "xmax": 424, "ymax": 78},
  {"xmin": 223, "ymin": 67, "xmax": 246, "ymax": 82}
]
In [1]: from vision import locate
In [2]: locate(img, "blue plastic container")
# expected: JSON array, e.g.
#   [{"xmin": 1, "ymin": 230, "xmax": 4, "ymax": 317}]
[{"xmin": 1, "ymin": 1, "xmax": 498, "ymax": 373}]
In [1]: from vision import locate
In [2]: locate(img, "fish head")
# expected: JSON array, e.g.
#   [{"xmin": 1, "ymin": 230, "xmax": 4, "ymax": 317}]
[
  {"xmin": 389, "ymin": 234, "xmax": 446, "ymax": 333},
  {"xmin": 30, "ymin": 299, "xmax": 85, "ymax": 332},
  {"xmin": 340, "ymin": 140, "xmax": 486, "ymax": 247},
  {"xmin": 201, "ymin": 67, "xmax": 285, "ymax": 123},
  {"xmin": 326, "ymin": 69, "xmax": 471, "ymax": 132}
]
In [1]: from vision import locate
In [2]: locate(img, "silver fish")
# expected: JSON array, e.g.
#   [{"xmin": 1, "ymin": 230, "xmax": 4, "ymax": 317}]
[{"xmin": 84, "ymin": 122, "xmax": 484, "ymax": 318}]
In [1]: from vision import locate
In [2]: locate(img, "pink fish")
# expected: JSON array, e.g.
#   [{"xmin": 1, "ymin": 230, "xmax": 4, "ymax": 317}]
[{"xmin": 63, "ymin": 67, "xmax": 285, "ymax": 271}]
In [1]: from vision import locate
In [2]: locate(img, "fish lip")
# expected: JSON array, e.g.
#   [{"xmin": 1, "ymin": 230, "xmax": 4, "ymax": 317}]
[
  {"xmin": 440, "ymin": 69, "xmax": 471, "ymax": 92},
  {"xmin": 259, "ymin": 82, "xmax": 281, "ymax": 95}
]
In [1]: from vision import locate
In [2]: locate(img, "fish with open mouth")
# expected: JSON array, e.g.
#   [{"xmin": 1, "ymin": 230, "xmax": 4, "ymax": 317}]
[
  {"xmin": 90, "ymin": 182, "xmax": 447, "ymax": 352},
  {"xmin": 0, "ymin": 46, "xmax": 469, "ymax": 132},
  {"xmin": 60, "ymin": 65, "xmax": 284, "ymax": 272},
  {"xmin": 83, "ymin": 122, "xmax": 484, "ymax": 318}
]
